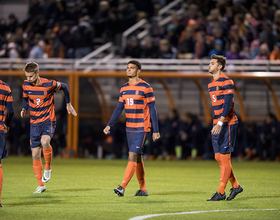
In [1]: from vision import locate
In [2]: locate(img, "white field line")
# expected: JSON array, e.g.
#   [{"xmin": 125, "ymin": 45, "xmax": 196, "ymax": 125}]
[{"xmin": 129, "ymin": 209, "xmax": 279, "ymax": 220}]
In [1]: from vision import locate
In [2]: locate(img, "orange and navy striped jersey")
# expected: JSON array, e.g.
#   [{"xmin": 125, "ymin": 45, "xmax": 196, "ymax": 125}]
[
  {"xmin": 119, "ymin": 78, "xmax": 155, "ymax": 132},
  {"xmin": 22, "ymin": 77, "xmax": 62, "ymax": 124},
  {"xmin": 0, "ymin": 80, "xmax": 13, "ymax": 131},
  {"xmin": 208, "ymin": 73, "xmax": 238, "ymax": 125}
]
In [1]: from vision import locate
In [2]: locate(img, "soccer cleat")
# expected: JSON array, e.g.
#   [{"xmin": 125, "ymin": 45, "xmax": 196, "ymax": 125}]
[
  {"xmin": 207, "ymin": 192, "xmax": 226, "ymax": 201},
  {"xmin": 33, "ymin": 185, "xmax": 46, "ymax": 194},
  {"xmin": 132, "ymin": 190, "xmax": 148, "ymax": 196},
  {"xmin": 42, "ymin": 169, "xmax": 52, "ymax": 183},
  {"xmin": 114, "ymin": 186, "xmax": 124, "ymax": 197},
  {"xmin": 227, "ymin": 185, "xmax": 243, "ymax": 201},
  {"xmin": 0, "ymin": 202, "xmax": 2, "ymax": 207}
]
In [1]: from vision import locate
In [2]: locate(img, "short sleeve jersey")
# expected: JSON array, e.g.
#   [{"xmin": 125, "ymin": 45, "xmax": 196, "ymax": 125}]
[
  {"xmin": 208, "ymin": 73, "xmax": 238, "ymax": 125},
  {"xmin": 0, "ymin": 80, "xmax": 13, "ymax": 131},
  {"xmin": 22, "ymin": 77, "xmax": 62, "ymax": 124},
  {"xmin": 119, "ymin": 78, "xmax": 155, "ymax": 132}
]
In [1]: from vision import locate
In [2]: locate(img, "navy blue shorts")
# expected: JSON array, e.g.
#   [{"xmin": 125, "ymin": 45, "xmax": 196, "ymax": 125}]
[
  {"xmin": 211, "ymin": 124, "xmax": 238, "ymax": 154},
  {"xmin": 0, "ymin": 131, "xmax": 8, "ymax": 159},
  {"xmin": 126, "ymin": 132, "xmax": 147, "ymax": 155},
  {"xmin": 30, "ymin": 121, "xmax": 56, "ymax": 148}
]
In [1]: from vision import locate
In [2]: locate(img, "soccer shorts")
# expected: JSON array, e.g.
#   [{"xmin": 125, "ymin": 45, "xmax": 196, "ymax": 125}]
[
  {"xmin": 211, "ymin": 124, "xmax": 238, "ymax": 154},
  {"xmin": 30, "ymin": 120, "xmax": 56, "ymax": 148},
  {"xmin": 126, "ymin": 132, "xmax": 147, "ymax": 155},
  {"xmin": 0, "ymin": 131, "xmax": 8, "ymax": 159}
]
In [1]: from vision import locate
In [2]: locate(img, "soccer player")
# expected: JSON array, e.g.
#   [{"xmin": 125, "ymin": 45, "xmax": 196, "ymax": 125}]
[
  {"xmin": 0, "ymin": 80, "xmax": 14, "ymax": 207},
  {"xmin": 207, "ymin": 55, "xmax": 243, "ymax": 201},
  {"xmin": 103, "ymin": 60, "xmax": 160, "ymax": 197},
  {"xmin": 21, "ymin": 62, "xmax": 77, "ymax": 193}
]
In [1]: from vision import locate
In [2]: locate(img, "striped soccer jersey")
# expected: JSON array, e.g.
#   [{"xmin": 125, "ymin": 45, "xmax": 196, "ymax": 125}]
[
  {"xmin": 22, "ymin": 78, "xmax": 61, "ymax": 124},
  {"xmin": 119, "ymin": 78, "xmax": 155, "ymax": 132},
  {"xmin": 208, "ymin": 73, "xmax": 238, "ymax": 125},
  {"xmin": 0, "ymin": 80, "xmax": 13, "ymax": 131}
]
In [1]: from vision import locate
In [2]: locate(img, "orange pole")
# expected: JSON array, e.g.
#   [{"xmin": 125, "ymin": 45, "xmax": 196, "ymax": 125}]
[
  {"xmin": 157, "ymin": 78, "xmax": 175, "ymax": 109},
  {"xmin": 90, "ymin": 78, "xmax": 109, "ymax": 124}
]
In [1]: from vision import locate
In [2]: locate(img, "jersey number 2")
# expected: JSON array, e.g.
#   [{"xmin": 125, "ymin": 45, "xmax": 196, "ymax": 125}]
[
  {"xmin": 126, "ymin": 98, "xmax": 133, "ymax": 106},
  {"xmin": 36, "ymin": 98, "xmax": 41, "ymax": 105},
  {"xmin": 212, "ymin": 95, "xmax": 216, "ymax": 102}
]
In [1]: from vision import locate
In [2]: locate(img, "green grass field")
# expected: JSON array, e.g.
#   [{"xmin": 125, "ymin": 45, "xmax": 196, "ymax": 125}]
[{"xmin": 0, "ymin": 157, "xmax": 279, "ymax": 220}]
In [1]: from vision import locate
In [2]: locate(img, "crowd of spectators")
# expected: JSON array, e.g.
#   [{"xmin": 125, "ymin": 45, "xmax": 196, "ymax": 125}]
[
  {"xmin": 105, "ymin": 110, "xmax": 280, "ymax": 162},
  {"xmin": 1, "ymin": 0, "xmax": 280, "ymax": 60},
  {"xmin": 0, "ymin": 0, "xmax": 158, "ymax": 59},
  {"xmin": 123, "ymin": 0, "xmax": 280, "ymax": 60}
]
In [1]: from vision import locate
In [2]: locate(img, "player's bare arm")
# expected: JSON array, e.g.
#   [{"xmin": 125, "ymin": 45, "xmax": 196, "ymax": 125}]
[
  {"xmin": 103, "ymin": 126, "xmax": 111, "ymax": 135},
  {"xmin": 152, "ymin": 132, "xmax": 160, "ymax": 142},
  {"xmin": 66, "ymin": 103, "xmax": 77, "ymax": 116},
  {"xmin": 20, "ymin": 108, "xmax": 26, "ymax": 118}
]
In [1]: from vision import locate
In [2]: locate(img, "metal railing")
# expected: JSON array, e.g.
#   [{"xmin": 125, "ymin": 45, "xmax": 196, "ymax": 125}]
[{"xmin": 1, "ymin": 58, "xmax": 280, "ymax": 73}]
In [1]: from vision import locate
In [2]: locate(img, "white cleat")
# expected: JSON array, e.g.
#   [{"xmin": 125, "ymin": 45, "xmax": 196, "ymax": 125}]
[
  {"xmin": 42, "ymin": 169, "xmax": 52, "ymax": 183},
  {"xmin": 33, "ymin": 185, "xmax": 46, "ymax": 193}
]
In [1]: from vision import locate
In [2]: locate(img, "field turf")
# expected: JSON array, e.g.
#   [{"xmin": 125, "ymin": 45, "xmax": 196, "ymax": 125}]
[{"xmin": 0, "ymin": 157, "xmax": 279, "ymax": 220}]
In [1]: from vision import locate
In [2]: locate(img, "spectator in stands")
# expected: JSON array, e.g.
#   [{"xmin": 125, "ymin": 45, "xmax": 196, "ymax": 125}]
[
  {"xmin": 194, "ymin": 31, "xmax": 207, "ymax": 59},
  {"xmin": 239, "ymin": 41, "xmax": 251, "ymax": 59},
  {"xmin": 164, "ymin": 24, "xmax": 179, "ymax": 48},
  {"xmin": 226, "ymin": 42, "xmax": 240, "ymax": 59},
  {"xmin": 208, "ymin": 39, "xmax": 224, "ymax": 58},
  {"xmin": 29, "ymin": 34, "xmax": 46, "ymax": 59},
  {"xmin": 72, "ymin": 17, "xmax": 94, "ymax": 58},
  {"xmin": 44, "ymin": 29, "xmax": 64, "ymax": 58},
  {"xmin": 123, "ymin": 36, "xmax": 142, "ymax": 58},
  {"xmin": 256, "ymin": 113, "xmax": 279, "ymax": 161},
  {"xmin": 32, "ymin": 16, "xmax": 47, "ymax": 35},
  {"xmin": 7, "ymin": 42, "xmax": 19, "ymax": 58},
  {"xmin": 59, "ymin": 21, "xmax": 74, "ymax": 58},
  {"xmin": 27, "ymin": 0, "xmax": 45, "ymax": 23},
  {"xmin": 177, "ymin": 26, "xmax": 195, "ymax": 59},
  {"xmin": 270, "ymin": 42, "xmax": 280, "ymax": 60},
  {"xmin": 117, "ymin": 0, "xmax": 138, "ymax": 32},
  {"xmin": 157, "ymin": 39, "xmax": 177, "ymax": 59},
  {"xmin": 141, "ymin": 36, "xmax": 159, "ymax": 58},
  {"xmin": 250, "ymin": 39, "xmax": 260, "ymax": 59},
  {"xmin": 176, "ymin": 112, "xmax": 203, "ymax": 160},
  {"xmin": 244, "ymin": 122, "xmax": 258, "ymax": 160},
  {"xmin": 7, "ymin": 14, "xmax": 18, "ymax": 34},
  {"xmin": 160, "ymin": 109, "xmax": 179, "ymax": 159},
  {"xmin": 253, "ymin": 43, "xmax": 270, "ymax": 60},
  {"xmin": 93, "ymin": 0, "xmax": 110, "ymax": 38}
]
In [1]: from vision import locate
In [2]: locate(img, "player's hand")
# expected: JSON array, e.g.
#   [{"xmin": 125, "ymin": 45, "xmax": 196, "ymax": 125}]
[
  {"xmin": 20, "ymin": 108, "xmax": 26, "ymax": 118},
  {"xmin": 211, "ymin": 124, "xmax": 222, "ymax": 135},
  {"xmin": 152, "ymin": 132, "xmax": 160, "ymax": 142},
  {"xmin": 103, "ymin": 126, "xmax": 111, "ymax": 135},
  {"xmin": 66, "ymin": 103, "xmax": 77, "ymax": 116},
  {"xmin": 3, "ymin": 124, "xmax": 9, "ymax": 134}
]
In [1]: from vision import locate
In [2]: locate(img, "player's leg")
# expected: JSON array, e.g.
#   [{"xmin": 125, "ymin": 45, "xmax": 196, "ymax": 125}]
[
  {"xmin": 207, "ymin": 133, "xmax": 226, "ymax": 201},
  {"xmin": 32, "ymin": 147, "xmax": 46, "ymax": 193},
  {"xmin": 133, "ymin": 154, "xmax": 148, "ymax": 196},
  {"xmin": 41, "ymin": 135, "xmax": 52, "ymax": 183},
  {"xmin": 133, "ymin": 132, "xmax": 148, "ymax": 196},
  {"xmin": 226, "ymin": 124, "xmax": 243, "ymax": 200},
  {"xmin": 41, "ymin": 121, "xmax": 56, "ymax": 183}
]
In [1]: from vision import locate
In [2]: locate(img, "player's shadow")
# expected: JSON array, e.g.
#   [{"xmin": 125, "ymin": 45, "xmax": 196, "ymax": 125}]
[
  {"xmin": 6, "ymin": 199, "xmax": 62, "ymax": 206},
  {"xmin": 152, "ymin": 191, "xmax": 200, "ymax": 196},
  {"xmin": 51, "ymin": 188, "xmax": 99, "ymax": 193},
  {"xmin": 239, "ymin": 195, "xmax": 280, "ymax": 200}
]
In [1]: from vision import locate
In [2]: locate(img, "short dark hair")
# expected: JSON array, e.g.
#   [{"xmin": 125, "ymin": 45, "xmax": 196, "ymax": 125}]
[
  {"xmin": 23, "ymin": 62, "xmax": 39, "ymax": 73},
  {"xmin": 127, "ymin": 60, "xmax": 141, "ymax": 70},
  {"xmin": 211, "ymin": 54, "xmax": 226, "ymax": 71}
]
